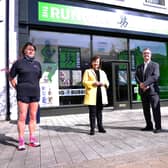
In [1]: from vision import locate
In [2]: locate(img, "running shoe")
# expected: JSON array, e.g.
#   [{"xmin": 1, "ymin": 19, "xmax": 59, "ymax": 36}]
[
  {"xmin": 29, "ymin": 136, "xmax": 41, "ymax": 147},
  {"xmin": 18, "ymin": 138, "xmax": 26, "ymax": 151}
]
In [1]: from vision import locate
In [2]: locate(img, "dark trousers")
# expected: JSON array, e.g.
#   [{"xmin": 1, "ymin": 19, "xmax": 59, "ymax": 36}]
[
  {"xmin": 141, "ymin": 94, "xmax": 161, "ymax": 129},
  {"xmin": 88, "ymin": 105, "xmax": 104, "ymax": 131}
]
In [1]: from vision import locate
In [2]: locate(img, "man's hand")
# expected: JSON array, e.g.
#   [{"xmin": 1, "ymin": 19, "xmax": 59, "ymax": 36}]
[{"xmin": 140, "ymin": 82, "xmax": 149, "ymax": 92}]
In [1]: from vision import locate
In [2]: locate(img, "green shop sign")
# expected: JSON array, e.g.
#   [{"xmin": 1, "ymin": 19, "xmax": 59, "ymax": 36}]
[{"xmin": 38, "ymin": 1, "xmax": 168, "ymax": 35}]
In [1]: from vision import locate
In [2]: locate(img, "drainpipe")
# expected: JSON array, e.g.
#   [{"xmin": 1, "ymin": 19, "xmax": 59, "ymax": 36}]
[{"xmin": 6, "ymin": 0, "xmax": 10, "ymax": 121}]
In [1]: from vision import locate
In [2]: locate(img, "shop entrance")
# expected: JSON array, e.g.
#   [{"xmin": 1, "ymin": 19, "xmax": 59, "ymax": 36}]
[{"xmin": 102, "ymin": 61, "xmax": 131, "ymax": 109}]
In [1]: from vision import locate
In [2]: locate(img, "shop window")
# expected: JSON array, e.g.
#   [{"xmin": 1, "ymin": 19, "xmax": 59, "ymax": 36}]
[
  {"xmin": 145, "ymin": 0, "xmax": 165, "ymax": 6},
  {"xmin": 130, "ymin": 39, "xmax": 168, "ymax": 102},
  {"xmin": 30, "ymin": 30, "xmax": 90, "ymax": 107}
]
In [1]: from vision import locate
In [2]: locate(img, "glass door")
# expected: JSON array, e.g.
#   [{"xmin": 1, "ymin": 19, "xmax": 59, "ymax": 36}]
[
  {"xmin": 112, "ymin": 62, "xmax": 130, "ymax": 109},
  {"xmin": 102, "ymin": 61, "xmax": 130, "ymax": 109}
]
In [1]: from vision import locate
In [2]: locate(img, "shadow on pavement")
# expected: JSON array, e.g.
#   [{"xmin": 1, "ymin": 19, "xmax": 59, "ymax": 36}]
[
  {"xmin": 0, "ymin": 134, "xmax": 17, "ymax": 147},
  {"xmin": 105, "ymin": 126, "xmax": 142, "ymax": 130},
  {"xmin": 40, "ymin": 125, "xmax": 88, "ymax": 134},
  {"xmin": 9, "ymin": 120, "xmax": 17, "ymax": 125},
  {"xmin": 76, "ymin": 124, "xmax": 141, "ymax": 131},
  {"xmin": 105, "ymin": 126, "xmax": 168, "ymax": 133}
]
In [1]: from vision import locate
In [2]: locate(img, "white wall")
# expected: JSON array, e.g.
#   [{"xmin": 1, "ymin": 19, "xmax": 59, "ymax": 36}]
[
  {"xmin": 0, "ymin": 0, "xmax": 18, "ymax": 120},
  {"xmin": 0, "ymin": 0, "xmax": 7, "ymax": 120},
  {"xmin": 9, "ymin": 0, "xmax": 18, "ymax": 120}
]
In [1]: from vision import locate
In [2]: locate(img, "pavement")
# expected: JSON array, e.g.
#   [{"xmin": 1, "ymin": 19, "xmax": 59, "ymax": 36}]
[{"xmin": 1, "ymin": 107, "xmax": 168, "ymax": 168}]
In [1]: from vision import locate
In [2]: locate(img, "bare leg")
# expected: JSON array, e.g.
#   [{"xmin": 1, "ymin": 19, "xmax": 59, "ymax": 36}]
[
  {"xmin": 17, "ymin": 101, "xmax": 29, "ymax": 139},
  {"xmin": 28, "ymin": 102, "xmax": 40, "ymax": 147},
  {"xmin": 28, "ymin": 102, "xmax": 38, "ymax": 137}
]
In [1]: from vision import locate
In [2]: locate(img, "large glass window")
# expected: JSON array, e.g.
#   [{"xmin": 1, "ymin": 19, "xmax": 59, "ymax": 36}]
[
  {"xmin": 130, "ymin": 39, "xmax": 168, "ymax": 101},
  {"xmin": 30, "ymin": 31, "xmax": 90, "ymax": 107},
  {"xmin": 93, "ymin": 36, "xmax": 128, "ymax": 61}
]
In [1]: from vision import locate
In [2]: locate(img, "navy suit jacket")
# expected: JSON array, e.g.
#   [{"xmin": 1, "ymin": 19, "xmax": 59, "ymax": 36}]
[{"xmin": 135, "ymin": 61, "xmax": 160, "ymax": 95}]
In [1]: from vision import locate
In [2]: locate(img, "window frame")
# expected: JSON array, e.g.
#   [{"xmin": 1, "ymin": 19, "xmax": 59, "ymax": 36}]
[{"xmin": 144, "ymin": 0, "xmax": 166, "ymax": 8}]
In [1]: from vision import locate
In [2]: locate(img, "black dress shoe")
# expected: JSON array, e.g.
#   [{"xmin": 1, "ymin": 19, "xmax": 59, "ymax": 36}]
[
  {"xmin": 153, "ymin": 129, "xmax": 162, "ymax": 133},
  {"xmin": 141, "ymin": 127, "xmax": 153, "ymax": 131},
  {"xmin": 90, "ymin": 130, "xmax": 95, "ymax": 135},
  {"xmin": 98, "ymin": 129, "xmax": 106, "ymax": 133}
]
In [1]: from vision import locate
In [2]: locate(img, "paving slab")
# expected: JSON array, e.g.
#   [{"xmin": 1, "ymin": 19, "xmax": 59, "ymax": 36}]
[{"xmin": 0, "ymin": 107, "xmax": 168, "ymax": 167}]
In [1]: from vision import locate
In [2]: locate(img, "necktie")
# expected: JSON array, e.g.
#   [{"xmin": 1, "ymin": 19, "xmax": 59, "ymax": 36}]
[{"xmin": 144, "ymin": 63, "xmax": 148, "ymax": 74}]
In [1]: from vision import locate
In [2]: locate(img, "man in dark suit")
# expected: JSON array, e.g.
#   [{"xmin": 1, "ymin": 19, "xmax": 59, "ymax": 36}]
[{"xmin": 135, "ymin": 48, "xmax": 162, "ymax": 133}]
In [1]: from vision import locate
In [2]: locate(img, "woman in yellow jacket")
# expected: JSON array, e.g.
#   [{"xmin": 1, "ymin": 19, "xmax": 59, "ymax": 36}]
[{"xmin": 82, "ymin": 56, "xmax": 109, "ymax": 135}]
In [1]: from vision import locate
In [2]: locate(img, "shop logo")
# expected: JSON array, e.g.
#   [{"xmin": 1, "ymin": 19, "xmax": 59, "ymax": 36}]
[
  {"xmin": 38, "ymin": 2, "xmax": 83, "ymax": 24},
  {"xmin": 118, "ymin": 15, "xmax": 128, "ymax": 28}
]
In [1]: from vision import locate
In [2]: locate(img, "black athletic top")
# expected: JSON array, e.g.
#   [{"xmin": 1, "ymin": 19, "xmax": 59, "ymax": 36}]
[{"xmin": 10, "ymin": 56, "xmax": 42, "ymax": 97}]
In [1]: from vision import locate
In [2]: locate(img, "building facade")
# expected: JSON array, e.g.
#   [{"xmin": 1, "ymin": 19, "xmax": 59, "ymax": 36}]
[
  {"xmin": 0, "ymin": 0, "xmax": 18, "ymax": 120},
  {"xmin": 1, "ymin": 0, "xmax": 168, "ymax": 119},
  {"xmin": 0, "ymin": 0, "xmax": 7, "ymax": 120}
]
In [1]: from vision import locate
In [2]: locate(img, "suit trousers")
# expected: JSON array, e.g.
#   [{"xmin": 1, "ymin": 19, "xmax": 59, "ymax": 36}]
[
  {"xmin": 88, "ymin": 105, "xmax": 104, "ymax": 131},
  {"xmin": 141, "ymin": 93, "xmax": 161, "ymax": 129}
]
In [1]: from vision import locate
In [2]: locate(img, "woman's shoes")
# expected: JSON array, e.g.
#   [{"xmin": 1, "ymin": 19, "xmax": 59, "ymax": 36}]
[
  {"xmin": 98, "ymin": 128, "xmax": 106, "ymax": 133},
  {"xmin": 18, "ymin": 138, "xmax": 26, "ymax": 151},
  {"xmin": 17, "ymin": 137, "xmax": 40, "ymax": 150},
  {"xmin": 29, "ymin": 136, "xmax": 41, "ymax": 147},
  {"xmin": 89, "ymin": 128, "xmax": 106, "ymax": 135},
  {"xmin": 90, "ymin": 130, "xmax": 95, "ymax": 135}
]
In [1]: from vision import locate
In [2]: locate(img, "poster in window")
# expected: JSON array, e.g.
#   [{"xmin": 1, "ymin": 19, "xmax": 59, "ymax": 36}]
[
  {"xmin": 59, "ymin": 70, "xmax": 71, "ymax": 87},
  {"xmin": 40, "ymin": 63, "xmax": 59, "ymax": 107},
  {"xmin": 72, "ymin": 70, "xmax": 82, "ymax": 86},
  {"xmin": 34, "ymin": 39, "xmax": 59, "ymax": 107},
  {"xmin": 59, "ymin": 47, "xmax": 81, "ymax": 69}
]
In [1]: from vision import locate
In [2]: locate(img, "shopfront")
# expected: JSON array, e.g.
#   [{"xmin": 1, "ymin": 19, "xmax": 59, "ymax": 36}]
[{"xmin": 18, "ymin": 0, "xmax": 168, "ymax": 114}]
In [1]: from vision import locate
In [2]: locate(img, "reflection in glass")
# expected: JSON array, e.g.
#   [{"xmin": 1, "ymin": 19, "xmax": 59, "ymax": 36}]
[
  {"xmin": 115, "ymin": 64, "xmax": 128, "ymax": 101},
  {"xmin": 93, "ymin": 36, "xmax": 128, "ymax": 61}
]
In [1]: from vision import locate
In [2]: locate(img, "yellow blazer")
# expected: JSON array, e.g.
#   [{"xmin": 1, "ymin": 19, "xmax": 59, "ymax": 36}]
[{"xmin": 82, "ymin": 68, "xmax": 109, "ymax": 105}]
